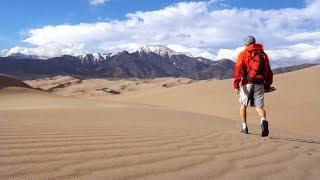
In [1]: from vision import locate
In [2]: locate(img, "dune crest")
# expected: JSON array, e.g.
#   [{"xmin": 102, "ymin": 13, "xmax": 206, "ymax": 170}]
[{"xmin": 26, "ymin": 76, "xmax": 195, "ymax": 97}]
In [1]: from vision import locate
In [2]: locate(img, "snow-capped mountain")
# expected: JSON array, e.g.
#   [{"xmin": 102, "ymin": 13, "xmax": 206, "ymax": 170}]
[
  {"xmin": 78, "ymin": 53, "xmax": 109, "ymax": 62},
  {"xmin": 139, "ymin": 45, "xmax": 177, "ymax": 57},
  {"xmin": 7, "ymin": 52, "xmax": 48, "ymax": 60},
  {"xmin": 0, "ymin": 47, "xmax": 235, "ymax": 80},
  {"xmin": 0, "ymin": 45, "xmax": 316, "ymax": 79},
  {"xmin": 110, "ymin": 51, "xmax": 123, "ymax": 57},
  {"xmin": 138, "ymin": 45, "xmax": 193, "ymax": 58}
]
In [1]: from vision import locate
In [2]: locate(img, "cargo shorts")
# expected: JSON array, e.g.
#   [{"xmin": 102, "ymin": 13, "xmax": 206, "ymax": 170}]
[{"xmin": 239, "ymin": 84, "xmax": 264, "ymax": 108}]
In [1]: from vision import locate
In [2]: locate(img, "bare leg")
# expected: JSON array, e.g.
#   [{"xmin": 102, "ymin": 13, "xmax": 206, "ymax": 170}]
[
  {"xmin": 256, "ymin": 107, "xmax": 269, "ymax": 137},
  {"xmin": 240, "ymin": 105, "xmax": 247, "ymax": 123},
  {"xmin": 255, "ymin": 108, "xmax": 266, "ymax": 119}
]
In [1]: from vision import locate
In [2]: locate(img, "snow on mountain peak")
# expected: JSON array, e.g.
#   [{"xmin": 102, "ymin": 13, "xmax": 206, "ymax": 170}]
[
  {"xmin": 139, "ymin": 45, "xmax": 177, "ymax": 57},
  {"xmin": 110, "ymin": 50, "xmax": 125, "ymax": 57},
  {"xmin": 8, "ymin": 52, "xmax": 48, "ymax": 60},
  {"xmin": 92, "ymin": 52, "xmax": 101, "ymax": 61},
  {"xmin": 79, "ymin": 52, "xmax": 109, "ymax": 62}
]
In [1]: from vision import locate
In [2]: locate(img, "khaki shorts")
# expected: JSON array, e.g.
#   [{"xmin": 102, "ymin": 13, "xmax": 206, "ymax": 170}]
[{"xmin": 239, "ymin": 84, "xmax": 264, "ymax": 108}]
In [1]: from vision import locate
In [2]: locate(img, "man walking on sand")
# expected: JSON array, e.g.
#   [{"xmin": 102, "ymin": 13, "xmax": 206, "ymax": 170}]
[{"xmin": 233, "ymin": 36, "xmax": 274, "ymax": 137}]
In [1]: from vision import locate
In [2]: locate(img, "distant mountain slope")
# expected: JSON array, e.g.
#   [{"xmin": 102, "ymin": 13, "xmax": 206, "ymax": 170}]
[
  {"xmin": 272, "ymin": 63, "xmax": 319, "ymax": 75},
  {"xmin": 0, "ymin": 47, "xmax": 235, "ymax": 80},
  {"xmin": 1, "ymin": 46, "xmax": 317, "ymax": 80}
]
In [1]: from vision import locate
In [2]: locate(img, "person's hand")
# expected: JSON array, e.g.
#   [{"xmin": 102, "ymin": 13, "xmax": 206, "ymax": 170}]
[
  {"xmin": 265, "ymin": 86, "xmax": 276, "ymax": 93},
  {"xmin": 234, "ymin": 88, "xmax": 239, "ymax": 95}
]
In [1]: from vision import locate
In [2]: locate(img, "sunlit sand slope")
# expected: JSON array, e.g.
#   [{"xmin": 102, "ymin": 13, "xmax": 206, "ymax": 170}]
[{"xmin": 0, "ymin": 88, "xmax": 319, "ymax": 179}]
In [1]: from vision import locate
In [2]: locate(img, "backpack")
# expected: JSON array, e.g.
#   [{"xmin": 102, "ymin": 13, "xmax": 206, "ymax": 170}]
[{"xmin": 246, "ymin": 50, "xmax": 267, "ymax": 84}]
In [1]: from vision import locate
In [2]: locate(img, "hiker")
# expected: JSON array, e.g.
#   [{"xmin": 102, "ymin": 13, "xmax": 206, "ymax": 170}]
[{"xmin": 233, "ymin": 36, "xmax": 274, "ymax": 137}]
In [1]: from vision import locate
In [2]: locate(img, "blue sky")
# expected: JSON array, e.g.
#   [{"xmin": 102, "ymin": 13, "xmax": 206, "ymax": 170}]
[
  {"xmin": 0, "ymin": 0, "xmax": 305, "ymax": 49},
  {"xmin": 0, "ymin": 0, "xmax": 319, "ymax": 65}
]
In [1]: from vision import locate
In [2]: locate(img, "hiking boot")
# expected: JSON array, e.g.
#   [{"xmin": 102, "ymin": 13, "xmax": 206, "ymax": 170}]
[
  {"xmin": 241, "ymin": 127, "xmax": 249, "ymax": 134},
  {"xmin": 261, "ymin": 120, "xmax": 269, "ymax": 137}
]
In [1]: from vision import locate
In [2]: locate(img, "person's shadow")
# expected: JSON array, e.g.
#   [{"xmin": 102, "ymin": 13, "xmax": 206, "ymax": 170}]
[{"xmin": 248, "ymin": 133, "xmax": 320, "ymax": 145}]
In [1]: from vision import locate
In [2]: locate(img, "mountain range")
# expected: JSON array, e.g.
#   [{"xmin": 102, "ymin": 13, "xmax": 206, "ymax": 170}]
[
  {"xmin": 0, "ymin": 45, "xmax": 318, "ymax": 80},
  {"xmin": 0, "ymin": 45, "xmax": 235, "ymax": 80},
  {"xmin": 272, "ymin": 63, "xmax": 319, "ymax": 75}
]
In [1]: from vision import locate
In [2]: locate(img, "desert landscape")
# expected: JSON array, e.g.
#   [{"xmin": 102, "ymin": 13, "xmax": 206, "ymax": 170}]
[
  {"xmin": 1, "ymin": 0, "xmax": 320, "ymax": 179},
  {"xmin": 0, "ymin": 65, "xmax": 319, "ymax": 179}
]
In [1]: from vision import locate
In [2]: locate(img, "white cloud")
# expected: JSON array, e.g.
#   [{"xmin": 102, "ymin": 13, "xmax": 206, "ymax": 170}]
[
  {"xmin": 215, "ymin": 43, "xmax": 320, "ymax": 64},
  {"xmin": 89, "ymin": 0, "xmax": 109, "ymax": 6},
  {"xmin": 3, "ymin": 0, "xmax": 320, "ymax": 65},
  {"xmin": 167, "ymin": 44, "xmax": 216, "ymax": 59},
  {"xmin": 0, "ymin": 49, "xmax": 7, "ymax": 57},
  {"xmin": 4, "ymin": 43, "xmax": 87, "ymax": 57},
  {"xmin": 286, "ymin": 32, "xmax": 320, "ymax": 41},
  {"xmin": 216, "ymin": 47, "xmax": 245, "ymax": 61}
]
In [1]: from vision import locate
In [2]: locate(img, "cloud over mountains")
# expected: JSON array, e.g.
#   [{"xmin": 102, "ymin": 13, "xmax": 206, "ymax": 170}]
[{"xmin": 2, "ymin": 0, "xmax": 320, "ymax": 64}]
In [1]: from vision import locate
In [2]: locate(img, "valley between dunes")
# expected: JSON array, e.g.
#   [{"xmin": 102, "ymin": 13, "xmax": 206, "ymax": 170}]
[{"xmin": 0, "ymin": 66, "xmax": 319, "ymax": 179}]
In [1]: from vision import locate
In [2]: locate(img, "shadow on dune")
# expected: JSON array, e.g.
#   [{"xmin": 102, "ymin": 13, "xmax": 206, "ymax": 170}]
[
  {"xmin": 5, "ymin": 73, "xmax": 152, "ymax": 81},
  {"xmin": 269, "ymin": 136, "xmax": 320, "ymax": 145},
  {"xmin": 249, "ymin": 133, "xmax": 320, "ymax": 145},
  {"xmin": 0, "ymin": 74, "xmax": 33, "ymax": 89},
  {"xmin": 3, "ymin": 73, "xmax": 87, "ymax": 81}
]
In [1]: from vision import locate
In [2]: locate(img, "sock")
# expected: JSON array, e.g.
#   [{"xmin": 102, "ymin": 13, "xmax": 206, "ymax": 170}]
[
  {"xmin": 242, "ymin": 123, "xmax": 247, "ymax": 129},
  {"xmin": 261, "ymin": 117, "xmax": 267, "ymax": 124}
]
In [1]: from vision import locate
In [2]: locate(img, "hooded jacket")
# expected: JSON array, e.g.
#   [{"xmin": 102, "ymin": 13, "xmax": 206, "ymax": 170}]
[{"xmin": 233, "ymin": 44, "xmax": 273, "ymax": 89}]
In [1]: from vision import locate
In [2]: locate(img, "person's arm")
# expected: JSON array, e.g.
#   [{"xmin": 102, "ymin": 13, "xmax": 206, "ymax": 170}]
[
  {"xmin": 264, "ymin": 54, "xmax": 275, "ymax": 92},
  {"xmin": 264, "ymin": 55, "xmax": 273, "ymax": 90},
  {"xmin": 233, "ymin": 53, "xmax": 244, "ymax": 91}
]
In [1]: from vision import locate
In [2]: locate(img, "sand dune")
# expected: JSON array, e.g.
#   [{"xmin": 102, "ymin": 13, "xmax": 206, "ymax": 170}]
[
  {"xmin": 0, "ymin": 74, "xmax": 32, "ymax": 89},
  {"xmin": 26, "ymin": 76, "xmax": 194, "ymax": 97},
  {"xmin": 1, "ymin": 66, "xmax": 319, "ymax": 179},
  {"xmin": 0, "ymin": 87, "xmax": 319, "ymax": 179},
  {"xmin": 101, "ymin": 66, "xmax": 320, "ymax": 137},
  {"xmin": 26, "ymin": 66, "xmax": 320, "ymax": 137}
]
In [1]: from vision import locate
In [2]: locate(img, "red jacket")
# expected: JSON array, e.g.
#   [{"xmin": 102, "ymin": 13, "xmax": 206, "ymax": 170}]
[{"xmin": 233, "ymin": 44, "xmax": 273, "ymax": 89}]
